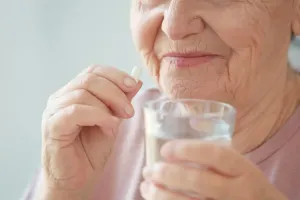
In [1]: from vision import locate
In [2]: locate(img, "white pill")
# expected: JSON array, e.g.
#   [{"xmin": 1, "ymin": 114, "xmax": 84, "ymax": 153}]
[{"xmin": 131, "ymin": 66, "xmax": 142, "ymax": 82}]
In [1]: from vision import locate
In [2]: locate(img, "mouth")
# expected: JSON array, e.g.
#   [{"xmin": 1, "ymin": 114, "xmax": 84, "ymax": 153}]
[{"xmin": 161, "ymin": 52, "xmax": 219, "ymax": 68}]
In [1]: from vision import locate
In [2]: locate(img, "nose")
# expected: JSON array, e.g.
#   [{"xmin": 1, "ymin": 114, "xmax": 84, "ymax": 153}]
[{"xmin": 162, "ymin": 0, "xmax": 205, "ymax": 40}]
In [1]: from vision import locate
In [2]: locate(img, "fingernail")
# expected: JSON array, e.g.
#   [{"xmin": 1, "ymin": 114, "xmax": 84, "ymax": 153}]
[
  {"xmin": 124, "ymin": 77, "xmax": 137, "ymax": 87},
  {"xmin": 143, "ymin": 166, "xmax": 153, "ymax": 178},
  {"xmin": 124, "ymin": 104, "xmax": 134, "ymax": 116}
]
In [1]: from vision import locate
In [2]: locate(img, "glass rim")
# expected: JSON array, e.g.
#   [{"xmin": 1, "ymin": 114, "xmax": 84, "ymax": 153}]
[{"xmin": 144, "ymin": 98, "xmax": 237, "ymax": 116}]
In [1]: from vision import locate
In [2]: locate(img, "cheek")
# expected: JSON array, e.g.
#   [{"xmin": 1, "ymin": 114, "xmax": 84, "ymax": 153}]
[
  {"xmin": 202, "ymin": 8, "xmax": 271, "ymax": 84},
  {"xmin": 130, "ymin": 9, "xmax": 164, "ymax": 79},
  {"xmin": 205, "ymin": 7, "xmax": 268, "ymax": 49}
]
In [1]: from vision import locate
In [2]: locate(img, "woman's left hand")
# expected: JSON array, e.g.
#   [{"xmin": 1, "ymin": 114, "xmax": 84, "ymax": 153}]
[{"xmin": 140, "ymin": 140, "xmax": 287, "ymax": 200}]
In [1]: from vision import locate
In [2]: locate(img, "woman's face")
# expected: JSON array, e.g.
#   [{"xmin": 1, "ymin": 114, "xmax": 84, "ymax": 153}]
[{"xmin": 130, "ymin": 0, "xmax": 298, "ymax": 108}]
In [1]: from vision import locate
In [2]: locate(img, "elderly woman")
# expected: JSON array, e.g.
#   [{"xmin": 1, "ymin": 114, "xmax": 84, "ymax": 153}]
[{"xmin": 23, "ymin": 0, "xmax": 300, "ymax": 200}]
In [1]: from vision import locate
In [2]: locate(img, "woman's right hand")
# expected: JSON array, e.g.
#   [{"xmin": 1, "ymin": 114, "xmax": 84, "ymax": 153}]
[{"xmin": 40, "ymin": 65, "xmax": 142, "ymax": 199}]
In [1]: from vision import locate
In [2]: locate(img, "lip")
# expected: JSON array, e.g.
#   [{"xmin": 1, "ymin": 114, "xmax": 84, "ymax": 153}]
[{"xmin": 161, "ymin": 52, "xmax": 218, "ymax": 67}]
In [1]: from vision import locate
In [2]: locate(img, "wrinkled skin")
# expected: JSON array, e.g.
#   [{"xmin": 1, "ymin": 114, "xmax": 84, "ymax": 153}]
[
  {"xmin": 130, "ymin": 0, "xmax": 300, "ymax": 152},
  {"xmin": 38, "ymin": 1, "xmax": 300, "ymax": 200},
  {"xmin": 130, "ymin": 0, "xmax": 300, "ymax": 199},
  {"xmin": 39, "ymin": 66, "xmax": 142, "ymax": 199}
]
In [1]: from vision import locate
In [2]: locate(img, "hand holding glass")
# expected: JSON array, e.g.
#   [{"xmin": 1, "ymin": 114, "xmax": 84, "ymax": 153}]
[{"xmin": 143, "ymin": 98, "xmax": 236, "ymax": 197}]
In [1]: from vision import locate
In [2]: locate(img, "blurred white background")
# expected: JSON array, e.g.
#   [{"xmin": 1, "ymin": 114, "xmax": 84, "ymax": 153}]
[{"xmin": 0, "ymin": 1, "xmax": 299, "ymax": 199}]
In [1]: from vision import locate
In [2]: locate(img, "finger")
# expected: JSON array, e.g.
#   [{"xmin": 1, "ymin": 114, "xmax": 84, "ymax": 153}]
[
  {"xmin": 57, "ymin": 65, "xmax": 139, "ymax": 97},
  {"xmin": 161, "ymin": 140, "xmax": 247, "ymax": 176},
  {"xmin": 79, "ymin": 65, "xmax": 143, "ymax": 101},
  {"xmin": 82, "ymin": 66, "xmax": 143, "ymax": 102},
  {"xmin": 46, "ymin": 89, "xmax": 110, "ymax": 117},
  {"xmin": 127, "ymin": 80, "xmax": 143, "ymax": 101},
  {"xmin": 143, "ymin": 162, "xmax": 230, "ymax": 200},
  {"xmin": 140, "ymin": 181, "xmax": 195, "ymax": 200},
  {"xmin": 51, "ymin": 73, "xmax": 135, "ymax": 117},
  {"xmin": 45, "ymin": 104, "xmax": 120, "ymax": 141}
]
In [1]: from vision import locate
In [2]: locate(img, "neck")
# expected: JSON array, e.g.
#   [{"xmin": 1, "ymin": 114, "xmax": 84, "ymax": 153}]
[{"xmin": 232, "ymin": 67, "xmax": 300, "ymax": 153}]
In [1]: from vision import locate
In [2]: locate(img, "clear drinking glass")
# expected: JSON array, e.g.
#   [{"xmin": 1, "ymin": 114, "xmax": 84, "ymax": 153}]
[
  {"xmin": 143, "ymin": 98, "xmax": 237, "ymax": 167},
  {"xmin": 143, "ymin": 98, "xmax": 236, "ymax": 198}
]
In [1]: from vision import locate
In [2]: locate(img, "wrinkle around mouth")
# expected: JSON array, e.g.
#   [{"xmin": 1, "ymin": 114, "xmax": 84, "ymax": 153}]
[
  {"xmin": 167, "ymin": 77, "xmax": 209, "ymax": 91},
  {"xmin": 143, "ymin": 50, "xmax": 160, "ymax": 77}
]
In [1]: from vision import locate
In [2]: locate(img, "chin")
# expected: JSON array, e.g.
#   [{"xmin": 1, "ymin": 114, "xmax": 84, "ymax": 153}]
[
  {"xmin": 159, "ymin": 78, "xmax": 234, "ymax": 104},
  {"xmin": 160, "ymin": 82, "xmax": 211, "ymax": 99}
]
